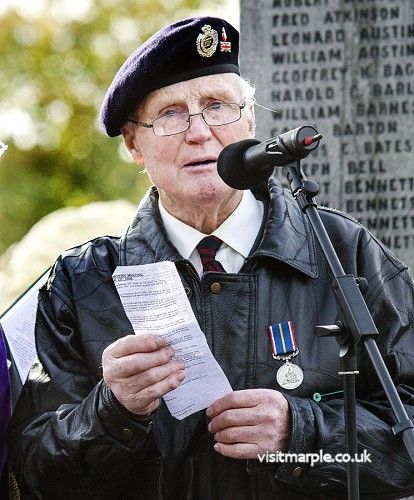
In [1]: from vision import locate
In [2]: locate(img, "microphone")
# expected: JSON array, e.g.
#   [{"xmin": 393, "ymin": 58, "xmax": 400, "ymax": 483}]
[{"xmin": 217, "ymin": 125, "xmax": 322, "ymax": 189}]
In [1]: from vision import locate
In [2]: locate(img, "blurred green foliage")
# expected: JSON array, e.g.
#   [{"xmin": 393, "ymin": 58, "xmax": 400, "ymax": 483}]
[{"xmin": 0, "ymin": 0, "xmax": 220, "ymax": 254}]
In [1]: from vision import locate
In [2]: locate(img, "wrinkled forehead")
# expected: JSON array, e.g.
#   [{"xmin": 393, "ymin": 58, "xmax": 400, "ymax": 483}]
[{"xmin": 137, "ymin": 73, "xmax": 245, "ymax": 116}]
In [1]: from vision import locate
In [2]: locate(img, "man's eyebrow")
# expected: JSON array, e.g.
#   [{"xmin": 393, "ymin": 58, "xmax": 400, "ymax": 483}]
[
  {"xmin": 138, "ymin": 85, "xmax": 241, "ymax": 118},
  {"xmin": 139, "ymin": 95, "xmax": 186, "ymax": 117},
  {"xmin": 200, "ymin": 87, "xmax": 239, "ymax": 101},
  {"xmin": 139, "ymin": 100, "xmax": 186, "ymax": 121}
]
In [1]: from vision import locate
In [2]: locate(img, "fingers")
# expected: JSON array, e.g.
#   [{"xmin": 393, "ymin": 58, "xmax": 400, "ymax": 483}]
[
  {"xmin": 208, "ymin": 407, "xmax": 257, "ymax": 433},
  {"xmin": 102, "ymin": 334, "xmax": 186, "ymax": 415},
  {"xmin": 124, "ymin": 359, "xmax": 185, "ymax": 393},
  {"xmin": 213, "ymin": 442, "xmax": 258, "ymax": 460},
  {"xmin": 107, "ymin": 359, "xmax": 185, "ymax": 415},
  {"xmin": 206, "ymin": 390, "xmax": 262, "ymax": 418},
  {"xmin": 110, "ymin": 346, "xmax": 177, "ymax": 378},
  {"xmin": 207, "ymin": 389, "xmax": 286, "ymax": 419},
  {"xmin": 122, "ymin": 366, "xmax": 185, "ymax": 415},
  {"xmin": 104, "ymin": 334, "xmax": 167, "ymax": 358},
  {"xmin": 136, "ymin": 368, "xmax": 185, "ymax": 405},
  {"xmin": 213, "ymin": 425, "xmax": 257, "ymax": 445},
  {"xmin": 207, "ymin": 389, "xmax": 291, "ymax": 457},
  {"xmin": 102, "ymin": 334, "xmax": 177, "ymax": 379},
  {"xmin": 117, "ymin": 370, "xmax": 185, "ymax": 415}
]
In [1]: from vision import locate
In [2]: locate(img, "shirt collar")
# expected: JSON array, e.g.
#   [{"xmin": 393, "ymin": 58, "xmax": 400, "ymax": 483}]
[{"xmin": 158, "ymin": 190, "xmax": 263, "ymax": 260}]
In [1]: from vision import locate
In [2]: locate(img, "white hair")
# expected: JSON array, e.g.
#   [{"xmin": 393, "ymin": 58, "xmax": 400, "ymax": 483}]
[{"xmin": 238, "ymin": 75, "xmax": 256, "ymax": 102}]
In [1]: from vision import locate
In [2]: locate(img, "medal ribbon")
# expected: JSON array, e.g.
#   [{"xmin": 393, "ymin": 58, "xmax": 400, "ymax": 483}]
[{"xmin": 269, "ymin": 320, "xmax": 298, "ymax": 358}]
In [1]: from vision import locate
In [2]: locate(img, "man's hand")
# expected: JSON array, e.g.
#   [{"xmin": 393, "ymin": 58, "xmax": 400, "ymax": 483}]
[
  {"xmin": 102, "ymin": 334, "xmax": 185, "ymax": 416},
  {"xmin": 206, "ymin": 389, "xmax": 291, "ymax": 459}
]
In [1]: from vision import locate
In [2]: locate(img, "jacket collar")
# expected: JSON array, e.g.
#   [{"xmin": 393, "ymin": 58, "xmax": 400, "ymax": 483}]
[
  {"xmin": 251, "ymin": 178, "xmax": 318, "ymax": 278},
  {"xmin": 119, "ymin": 189, "xmax": 182, "ymax": 267},
  {"xmin": 119, "ymin": 177, "xmax": 318, "ymax": 278}
]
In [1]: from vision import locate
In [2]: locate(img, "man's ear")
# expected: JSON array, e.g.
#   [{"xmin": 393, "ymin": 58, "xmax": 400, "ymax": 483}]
[
  {"xmin": 246, "ymin": 102, "xmax": 256, "ymax": 138},
  {"xmin": 120, "ymin": 125, "xmax": 145, "ymax": 165}
]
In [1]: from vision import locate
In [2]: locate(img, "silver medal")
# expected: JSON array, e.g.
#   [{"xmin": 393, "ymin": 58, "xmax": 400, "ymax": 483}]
[{"xmin": 276, "ymin": 361, "xmax": 303, "ymax": 390}]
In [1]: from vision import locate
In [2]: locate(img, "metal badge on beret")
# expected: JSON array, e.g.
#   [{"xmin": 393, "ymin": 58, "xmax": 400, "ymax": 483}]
[{"xmin": 196, "ymin": 25, "xmax": 218, "ymax": 58}]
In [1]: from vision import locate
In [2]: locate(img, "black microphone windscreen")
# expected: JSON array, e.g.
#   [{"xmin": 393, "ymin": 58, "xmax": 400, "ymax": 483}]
[{"xmin": 218, "ymin": 139, "xmax": 271, "ymax": 189}]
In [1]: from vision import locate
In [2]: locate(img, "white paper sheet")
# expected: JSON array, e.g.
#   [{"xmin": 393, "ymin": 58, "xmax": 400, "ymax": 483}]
[
  {"xmin": 113, "ymin": 262, "xmax": 232, "ymax": 419},
  {"xmin": 1, "ymin": 271, "xmax": 49, "ymax": 383}
]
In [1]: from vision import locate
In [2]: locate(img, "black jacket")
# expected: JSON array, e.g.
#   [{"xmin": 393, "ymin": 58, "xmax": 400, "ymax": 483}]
[{"xmin": 7, "ymin": 179, "xmax": 414, "ymax": 499}]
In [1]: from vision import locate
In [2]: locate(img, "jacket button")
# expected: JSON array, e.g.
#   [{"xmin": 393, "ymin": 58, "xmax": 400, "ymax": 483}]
[
  {"xmin": 210, "ymin": 282, "xmax": 221, "ymax": 294},
  {"xmin": 184, "ymin": 286, "xmax": 192, "ymax": 297},
  {"xmin": 292, "ymin": 466, "xmax": 302, "ymax": 477},
  {"xmin": 122, "ymin": 428, "xmax": 134, "ymax": 441}
]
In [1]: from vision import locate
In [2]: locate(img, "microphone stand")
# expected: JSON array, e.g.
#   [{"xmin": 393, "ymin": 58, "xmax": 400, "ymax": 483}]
[{"xmin": 284, "ymin": 161, "xmax": 414, "ymax": 500}]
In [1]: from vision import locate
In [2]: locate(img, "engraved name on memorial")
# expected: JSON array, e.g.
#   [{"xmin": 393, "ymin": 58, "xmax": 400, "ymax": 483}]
[{"xmin": 240, "ymin": 0, "xmax": 414, "ymax": 273}]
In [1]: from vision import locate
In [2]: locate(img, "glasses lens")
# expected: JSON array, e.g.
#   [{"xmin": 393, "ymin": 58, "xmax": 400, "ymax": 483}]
[
  {"xmin": 153, "ymin": 112, "xmax": 189, "ymax": 136},
  {"xmin": 203, "ymin": 103, "xmax": 241, "ymax": 126},
  {"xmin": 150, "ymin": 103, "xmax": 243, "ymax": 136}
]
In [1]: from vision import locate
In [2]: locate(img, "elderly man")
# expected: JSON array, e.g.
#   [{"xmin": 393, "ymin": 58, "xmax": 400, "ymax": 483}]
[{"xmin": 7, "ymin": 16, "xmax": 414, "ymax": 499}]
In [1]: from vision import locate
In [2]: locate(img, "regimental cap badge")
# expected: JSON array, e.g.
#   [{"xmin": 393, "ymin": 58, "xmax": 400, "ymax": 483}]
[
  {"xmin": 220, "ymin": 27, "xmax": 231, "ymax": 53},
  {"xmin": 196, "ymin": 24, "xmax": 219, "ymax": 58}
]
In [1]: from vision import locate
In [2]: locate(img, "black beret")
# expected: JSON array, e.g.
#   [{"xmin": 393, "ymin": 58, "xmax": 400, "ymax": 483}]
[{"xmin": 100, "ymin": 16, "xmax": 240, "ymax": 137}]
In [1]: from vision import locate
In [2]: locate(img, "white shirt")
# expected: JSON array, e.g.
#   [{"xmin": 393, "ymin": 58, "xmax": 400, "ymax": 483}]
[{"xmin": 158, "ymin": 190, "xmax": 264, "ymax": 277}]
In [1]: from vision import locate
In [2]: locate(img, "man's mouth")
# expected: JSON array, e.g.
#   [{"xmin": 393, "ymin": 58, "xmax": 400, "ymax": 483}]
[{"xmin": 184, "ymin": 159, "xmax": 217, "ymax": 168}]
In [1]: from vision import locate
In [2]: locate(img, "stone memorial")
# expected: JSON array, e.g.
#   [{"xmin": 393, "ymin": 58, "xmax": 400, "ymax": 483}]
[{"xmin": 240, "ymin": 0, "xmax": 414, "ymax": 273}]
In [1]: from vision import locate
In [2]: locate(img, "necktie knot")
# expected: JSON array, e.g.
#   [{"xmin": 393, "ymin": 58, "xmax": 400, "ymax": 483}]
[{"xmin": 196, "ymin": 236, "xmax": 225, "ymax": 273}]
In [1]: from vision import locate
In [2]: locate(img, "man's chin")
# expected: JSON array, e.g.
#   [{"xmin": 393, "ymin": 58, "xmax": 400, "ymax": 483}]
[{"xmin": 191, "ymin": 182, "xmax": 239, "ymax": 204}]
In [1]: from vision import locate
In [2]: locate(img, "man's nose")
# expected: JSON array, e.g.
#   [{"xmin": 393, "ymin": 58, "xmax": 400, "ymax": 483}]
[{"xmin": 185, "ymin": 113, "xmax": 212, "ymax": 143}]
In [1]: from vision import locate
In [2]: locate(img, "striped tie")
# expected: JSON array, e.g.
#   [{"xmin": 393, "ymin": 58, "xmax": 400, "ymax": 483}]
[{"xmin": 196, "ymin": 236, "xmax": 225, "ymax": 273}]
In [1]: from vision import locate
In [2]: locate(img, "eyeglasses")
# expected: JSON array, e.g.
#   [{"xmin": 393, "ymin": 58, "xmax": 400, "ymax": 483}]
[{"xmin": 127, "ymin": 101, "xmax": 247, "ymax": 137}]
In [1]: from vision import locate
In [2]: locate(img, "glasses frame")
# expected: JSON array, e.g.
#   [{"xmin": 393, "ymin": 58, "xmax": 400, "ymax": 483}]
[{"xmin": 127, "ymin": 101, "xmax": 247, "ymax": 137}]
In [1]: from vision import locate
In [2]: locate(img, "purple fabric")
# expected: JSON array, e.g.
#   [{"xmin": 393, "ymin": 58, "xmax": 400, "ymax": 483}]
[
  {"xmin": 0, "ymin": 324, "xmax": 11, "ymax": 475},
  {"xmin": 99, "ymin": 16, "xmax": 240, "ymax": 137},
  {"xmin": 197, "ymin": 236, "xmax": 225, "ymax": 273}
]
